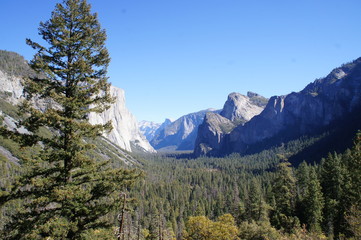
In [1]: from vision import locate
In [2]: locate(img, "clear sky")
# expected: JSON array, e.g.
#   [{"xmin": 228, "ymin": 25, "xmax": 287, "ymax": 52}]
[{"xmin": 1, "ymin": 0, "xmax": 361, "ymax": 123}]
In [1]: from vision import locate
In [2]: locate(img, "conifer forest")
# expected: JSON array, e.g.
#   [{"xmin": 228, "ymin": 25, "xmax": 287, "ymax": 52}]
[{"xmin": 0, "ymin": 0, "xmax": 360, "ymax": 239}]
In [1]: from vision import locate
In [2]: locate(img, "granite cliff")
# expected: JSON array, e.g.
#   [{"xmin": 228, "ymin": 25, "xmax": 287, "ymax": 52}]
[
  {"xmin": 0, "ymin": 50, "xmax": 154, "ymax": 153},
  {"xmin": 88, "ymin": 86, "xmax": 155, "ymax": 153},
  {"xmin": 194, "ymin": 92, "xmax": 267, "ymax": 156},
  {"xmin": 150, "ymin": 109, "xmax": 219, "ymax": 151},
  {"xmin": 139, "ymin": 119, "xmax": 172, "ymax": 142},
  {"xmin": 194, "ymin": 58, "xmax": 361, "ymax": 157}
]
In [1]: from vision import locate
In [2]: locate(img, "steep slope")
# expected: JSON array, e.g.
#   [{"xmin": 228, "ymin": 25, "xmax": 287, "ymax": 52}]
[
  {"xmin": 194, "ymin": 92, "xmax": 267, "ymax": 156},
  {"xmin": 88, "ymin": 86, "xmax": 155, "ymax": 153},
  {"xmin": 194, "ymin": 112, "xmax": 236, "ymax": 156},
  {"xmin": 0, "ymin": 50, "xmax": 154, "ymax": 153},
  {"xmin": 139, "ymin": 119, "xmax": 172, "ymax": 142},
  {"xmin": 150, "ymin": 109, "xmax": 219, "ymax": 151},
  {"xmin": 195, "ymin": 58, "xmax": 361, "ymax": 157},
  {"xmin": 220, "ymin": 92, "xmax": 267, "ymax": 123},
  {"xmin": 139, "ymin": 121, "xmax": 161, "ymax": 142}
]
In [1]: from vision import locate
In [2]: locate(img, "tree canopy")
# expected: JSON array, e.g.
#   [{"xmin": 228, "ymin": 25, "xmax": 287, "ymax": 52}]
[{"xmin": 0, "ymin": 0, "xmax": 140, "ymax": 239}]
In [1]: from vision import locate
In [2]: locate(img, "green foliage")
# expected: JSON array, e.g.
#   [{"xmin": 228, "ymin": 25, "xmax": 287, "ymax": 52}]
[
  {"xmin": 0, "ymin": 98, "xmax": 20, "ymax": 119},
  {"xmin": 0, "ymin": 0, "xmax": 141, "ymax": 239},
  {"xmin": 238, "ymin": 220, "xmax": 281, "ymax": 240},
  {"xmin": 271, "ymin": 159, "xmax": 299, "ymax": 232},
  {"xmin": 304, "ymin": 168, "xmax": 324, "ymax": 232},
  {"xmin": 1, "ymin": 49, "xmax": 360, "ymax": 240},
  {"xmin": 345, "ymin": 204, "xmax": 361, "ymax": 239},
  {"xmin": 278, "ymin": 225, "xmax": 327, "ymax": 240},
  {"xmin": 244, "ymin": 177, "xmax": 268, "ymax": 222},
  {"xmin": 0, "ymin": 50, "xmax": 34, "ymax": 77},
  {"xmin": 320, "ymin": 152, "xmax": 347, "ymax": 237}
]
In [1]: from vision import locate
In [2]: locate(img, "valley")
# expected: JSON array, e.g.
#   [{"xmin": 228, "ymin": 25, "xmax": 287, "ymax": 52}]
[
  {"xmin": 0, "ymin": 49, "xmax": 360, "ymax": 239},
  {"xmin": 1, "ymin": 0, "xmax": 360, "ymax": 239}
]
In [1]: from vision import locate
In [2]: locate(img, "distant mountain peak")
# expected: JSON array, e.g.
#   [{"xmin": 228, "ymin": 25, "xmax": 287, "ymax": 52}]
[
  {"xmin": 220, "ymin": 92, "xmax": 266, "ymax": 123},
  {"xmin": 194, "ymin": 92, "xmax": 268, "ymax": 156},
  {"xmin": 149, "ymin": 109, "xmax": 220, "ymax": 151}
]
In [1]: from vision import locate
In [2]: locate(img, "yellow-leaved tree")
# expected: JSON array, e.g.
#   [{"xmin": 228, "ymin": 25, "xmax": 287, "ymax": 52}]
[{"xmin": 183, "ymin": 214, "xmax": 239, "ymax": 240}]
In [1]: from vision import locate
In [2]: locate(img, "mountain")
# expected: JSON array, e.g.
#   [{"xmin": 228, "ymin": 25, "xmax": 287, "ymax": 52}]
[
  {"xmin": 88, "ymin": 86, "xmax": 155, "ymax": 153},
  {"xmin": 0, "ymin": 50, "xmax": 154, "ymax": 154},
  {"xmin": 194, "ymin": 112, "xmax": 236, "ymax": 156},
  {"xmin": 139, "ymin": 121, "xmax": 161, "ymax": 141},
  {"xmin": 194, "ymin": 58, "xmax": 361, "ymax": 157},
  {"xmin": 220, "ymin": 92, "xmax": 267, "ymax": 123},
  {"xmin": 150, "ymin": 109, "xmax": 219, "ymax": 151},
  {"xmin": 194, "ymin": 92, "xmax": 267, "ymax": 156},
  {"xmin": 139, "ymin": 118, "xmax": 172, "ymax": 142}
]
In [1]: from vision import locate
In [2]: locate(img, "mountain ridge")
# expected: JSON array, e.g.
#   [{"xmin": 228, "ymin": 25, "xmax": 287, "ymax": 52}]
[
  {"xmin": 194, "ymin": 92, "xmax": 267, "ymax": 156},
  {"xmin": 194, "ymin": 57, "xmax": 361, "ymax": 157},
  {"xmin": 150, "ymin": 109, "xmax": 219, "ymax": 151}
]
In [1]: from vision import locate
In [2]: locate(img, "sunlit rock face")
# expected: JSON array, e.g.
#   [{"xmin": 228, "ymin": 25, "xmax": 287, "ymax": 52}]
[
  {"xmin": 0, "ymin": 70, "xmax": 24, "ymax": 104},
  {"xmin": 0, "ymin": 51, "xmax": 155, "ymax": 153},
  {"xmin": 139, "ymin": 119, "xmax": 172, "ymax": 142},
  {"xmin": 220, "ymin": 92, "xmax": 264, "ymax": 123},
  {"xmin": 150, "ymin": 109, "xmax": 218, "ymax": 151},
  {"xmin": 194, "ymin": 92, "xmax": 267, "ymax": 156},
  {"xmin": 89, "ymin": 86, "xmax": 155, "ymax": 153}
]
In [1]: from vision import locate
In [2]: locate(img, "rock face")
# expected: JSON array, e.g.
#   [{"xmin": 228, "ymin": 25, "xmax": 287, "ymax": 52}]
[
  {"xmin": 88, "ymin": 86, "xmax": 155, "ymax": 153},
  {"xmin": 139, "ymin": 121, "xmax": 161, "ymax": 142},
  {"xmin": 194, "ymin": 112, "xmax": 236, "ymax": 156},
  {"xmin": 0, "ymin": 70, "xmax": 24, "ymax": 104},
  {"xmin": 220, "ymin": 92, "xmax": 266, "ymax": 123},
  {"xmin": 194, "ymin": 92, "xmax": 267, "ymax": 156},
  {"xmin": 0, "ymin": 50, "xmax": 154, "ymax": 153},
  {"xmin": 139, "ymin": 119, "xmax": 172, "ymax": 142},
  {"xmin": 195, "ymin": 57, "xmax": 361, "ymax": 156},
  {"xmin": 150, "ymin": 109, "xmax": 219, "ymax": 151}
]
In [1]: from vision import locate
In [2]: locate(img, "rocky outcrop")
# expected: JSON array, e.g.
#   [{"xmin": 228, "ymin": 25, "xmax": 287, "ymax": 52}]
[
  {"xmin": 89, "ymin": 86, "xmax": 155, "ymax": 153},
  {"xmin": 194, "ymin": 112, "xmax": 236, "ymax": 156},
  {"xmin": 220, "ymin": 92, "xmax": 265, "ymax": 123},
  {"xmin": 150, "ymin": 109, "xmax": 219, "ymax": 151},
  {"xmin": 0, "ymin": 70, "xmax": 24, "ymax": 105},
  {"xmin": 139, "ymin": 119, "xmax": 172, "ymax": 142},
  {"xmin": 139, "ymin": 121, "xmax": 161, "ymax": 142},
  {"xmin": 195, "ymin": 57, "xmax": 361, "ymax": 156},
  {"xmin": 0, "ymin": 51, "xmax": 154, "ymax": 153},
  {"xmin": 194, "ymin": 92, "xmax": 267, "ymax": 156}
]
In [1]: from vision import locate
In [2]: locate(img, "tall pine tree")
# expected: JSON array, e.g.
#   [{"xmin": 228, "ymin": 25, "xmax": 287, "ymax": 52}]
[
  {"xmin": 270, "ymin": 159, "xmax": 299, "ymax": 232},
  {"xmin": 320, "ymin": 153, "xmax": 346, "ymax": 238},
  {"xmin": 304, "ymin": 167, "xmax": 324, "ymax": 232},
  {"xmin": 0, "ymin": 0, "xmax": 139, "ymax": 239}
]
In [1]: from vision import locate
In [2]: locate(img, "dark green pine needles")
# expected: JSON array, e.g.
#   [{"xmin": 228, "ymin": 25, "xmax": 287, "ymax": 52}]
[{"xmin": 0, "ymin": 0, "xmax": 140, "ymax": 239}]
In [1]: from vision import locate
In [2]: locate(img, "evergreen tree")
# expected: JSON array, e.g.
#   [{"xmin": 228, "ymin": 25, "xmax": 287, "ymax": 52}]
[
  {"xmin": 304, "ymin": 168, "xmax": 324, "ymax": 232},
  {"xmin": 345, "ymin": 131, "xmax": 361, "ymax": 205},
  {"xmin": 0, "ymin": 0, "xmax": 139, "ymax": 239},
  {"xmin": 295, "ymin": 161, "xmax": 310, "ymax": 224},
  {"xmin": 245, "ymin": 177, "xmax": 266, "ymax": 222},
  {"xmin": 320, "ymin": 153, "xmax": 346, "ymax": 238},
  {"xmin": 296, "ymin": 161, "xmax": 310, "ymax": 200},
  {"xmin": 340, "ymin": 131, "xmax": 361, "ymax": 238},
  {"xmin": 270, "ymin": 159, "xmax": 299, "ymax": 232}
]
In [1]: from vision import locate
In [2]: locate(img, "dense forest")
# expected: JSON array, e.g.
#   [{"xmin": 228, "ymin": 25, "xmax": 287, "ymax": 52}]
[
  {"xmin": 117, "ymin": 132, "xmax": 360, "ymax": 240},
  {"xmin": 1, "ymin": 127, "xmax": 360, "ymax": 239},
  {"xmin": 0, "ymin": 0, "xmax": 360, "ymax": 239}
]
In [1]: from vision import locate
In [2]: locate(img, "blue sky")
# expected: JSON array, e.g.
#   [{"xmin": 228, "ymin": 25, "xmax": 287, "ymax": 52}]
[{"xmin": 1, "ymin": 0, "xmax": 361, "ymax": 123}]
